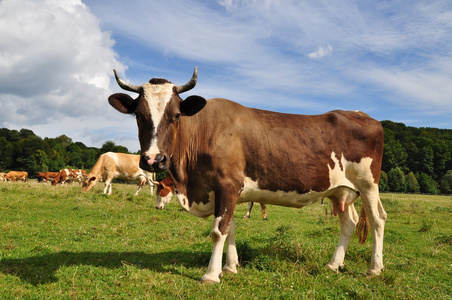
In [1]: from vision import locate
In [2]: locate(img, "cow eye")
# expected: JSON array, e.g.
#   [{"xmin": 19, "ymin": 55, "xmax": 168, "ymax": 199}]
[{"xmin": 174, "ymin": 113, "xmax": 180, "ymax": 121}]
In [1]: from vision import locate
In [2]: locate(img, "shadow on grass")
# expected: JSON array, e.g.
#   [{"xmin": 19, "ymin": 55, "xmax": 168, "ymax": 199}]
[{"xmin": 0, "ymin": 250, "xmax": 212, "ymax": 285}]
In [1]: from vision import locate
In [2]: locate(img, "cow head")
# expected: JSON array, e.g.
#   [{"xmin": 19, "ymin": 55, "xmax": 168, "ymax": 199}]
[
  {"xmin": 81, "ymin": 175, "xmax": 97, "ymax": 192},
  {"xmin": 109, "ymin": 67, "xmax": 206, "ymax": 172}
]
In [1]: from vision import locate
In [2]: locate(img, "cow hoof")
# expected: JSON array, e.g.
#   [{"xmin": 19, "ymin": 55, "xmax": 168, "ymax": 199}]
[
  {"xmin": 367, "ymin": 268, "xmax": 383, "ymax": 276},
  {"xmin": 201, "ymin": 274, "xmax": 220, "ymax": 284},
  {"xmin": 326, "ymin": 263, "xmax": 343, "ymax": 273},
  {"xmin": 222, "ymin": 266, "xmax": 238, "ymax": 274}
]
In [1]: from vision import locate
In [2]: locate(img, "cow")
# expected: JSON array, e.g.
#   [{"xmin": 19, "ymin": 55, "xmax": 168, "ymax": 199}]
[
  {"xmin": 4, "ymin": 171, "xmax": 28, "ymax": 182},
  {"xmin": 51, "ymin": 169, "xmax": 87, "ymax": 185},
  {"xmin": 108, "ymin": 67, "xmax": 387, "ymax": 283},
  {"xmin": 155, "ymin": 176, "xmax": 266, "ymax": 219},
  {"xmin": 37, "ymin": 171, "xmax": 59, "ymax": 183},
  {"xmin": 155, "ymin": 175, "xmax": 175, "ymax": 209},
  {"xmin": 81, "ymin": 152, "xmax": 156, "ymax": 196}
]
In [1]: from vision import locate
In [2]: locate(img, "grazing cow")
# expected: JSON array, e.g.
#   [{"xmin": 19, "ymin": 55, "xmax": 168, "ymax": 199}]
[
  {"xmin": 52, "ymin": 169, "xmax": 87, "ymax": 185},
  {"xmin": 37, "ymin": 171, "xmax": 59, "ymax": 183},
  {"xmin": 155, "ymin": 175, "xmax": 175, "ymax": 209},
  {"xmin": 109, "ymin": 67, "xmax": 386, "ymax": 283},
  {"xmin": 243, "ymin": 202, "xmax": 268, "ymax": 219},
  {"xmin": 4, "ymin": 171, "xmax": 28, "ymax": 182},
  {"xmin": 81, "ymin": 152, "xmax": 156, "ymax": 196}
]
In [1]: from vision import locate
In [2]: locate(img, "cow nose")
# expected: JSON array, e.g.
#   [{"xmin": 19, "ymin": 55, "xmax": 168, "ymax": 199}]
[{"xmin": 141, "ymin": 153, "xmax": 169, "ymax": 172}]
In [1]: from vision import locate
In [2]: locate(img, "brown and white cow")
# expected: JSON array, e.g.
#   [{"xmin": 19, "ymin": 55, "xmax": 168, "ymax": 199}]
[
  {"xmin": 109, "ymin": 67, "xmax": 387, "ymax": 283},
  {"xmin": 81, "ymin": 152, "xmax": 156, "ymax": 196},
  {"xmin": 37, "ymin": 171, "xmax": 59, "ymax": 183},
  {"xmin": 155, "ymin": 175, "xmax": 175, "ymax": 209},
  {"xmin": 52, "ymin": 169, "xmax": 87, "ymax": 185},
  {"xmin": 4, "ymin": 171, "xmax": 28, "ymax": 182}
]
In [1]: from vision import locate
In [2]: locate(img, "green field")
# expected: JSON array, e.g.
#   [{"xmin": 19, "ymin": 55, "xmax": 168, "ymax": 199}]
[{"xmin": 0, "ymin": 181, "xmax": 450, "ymax": 299}]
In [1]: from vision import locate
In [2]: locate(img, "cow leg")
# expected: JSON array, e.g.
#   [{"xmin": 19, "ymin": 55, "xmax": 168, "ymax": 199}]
[
  {"xmin": 243, "ymin": 202, "xmax": 254, "ymax": 218},
  {"xmin": 327, "ymin": 203, "xmax": 359, "ymax": 272},
  {"xmin": 360, "ymin": 187, "xmax": 387, "ymax": 275},
  {"xmin": 103, "ymin": 179, "xmax": 113, "ymax": 195},
  {"xmin": 223, "ymin": 217, "xmax": 239, "ymax": 274},
  {"xmin": 149, "ymin": 172, "xmax": 156, "ymax": 195},
  {"xmin": 201, "ymin": 184, "xmax": 238, "ymax": 283},
  {"xmin": 134, "ymin": 185, "xmax": 142, "ymax": 196},
  {"xmin": 260, "ymin": 203, "xmax": 267, "ymax": 219}
]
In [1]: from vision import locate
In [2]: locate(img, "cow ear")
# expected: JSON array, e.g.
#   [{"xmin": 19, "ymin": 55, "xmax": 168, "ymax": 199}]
[
  {"xmin": 180, "ymin": 95, "xmax": 206, "ymax": 116},
  {"xmin": 108, "ymin": 93, "xmax": 137, "ymax": 114}
]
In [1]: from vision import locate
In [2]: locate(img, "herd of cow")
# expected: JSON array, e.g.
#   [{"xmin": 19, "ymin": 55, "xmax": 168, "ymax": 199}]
[
  {"xmin": 2, "ymin": 67, "xmax": 388, "ymax": 284},
  {"xmin": 0, "ymin": 152, "xmax": 176, "ymax": 210}
]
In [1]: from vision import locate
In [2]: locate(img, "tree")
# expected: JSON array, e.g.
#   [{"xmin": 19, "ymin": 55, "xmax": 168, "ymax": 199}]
[
  {"xmin": 388, "ymin": 167, "xmax": 405, "ymax": 192},
  {"xmin": 382, "ymin": 140, "xmax": 408, "ymax": 173},
  {"xmin": 439, "ymin": 170, "xmax": 452, "ymax": 194},
  {"xmin": 101, "ymin": 140, "xmax": 129, "ymax": 154},
  {"xmin": 416, "ymin": 173, "xmax": 439, "ymax": 195},
  {"xmin": 0, "ymin": 137, "xmax": 13, "ymax": 170},
  {"xmin": 379, "ymin": 170, "xmax": 389, "ymax": 192},
  {"xmin": 405, "ymin": 172, "xmax": 420, "ymax": 193}
]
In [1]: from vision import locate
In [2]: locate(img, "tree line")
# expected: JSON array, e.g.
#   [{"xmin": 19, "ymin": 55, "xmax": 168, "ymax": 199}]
[{"xmin": 1, "ymin": 122, "xmax": 451, "ymax": 194}]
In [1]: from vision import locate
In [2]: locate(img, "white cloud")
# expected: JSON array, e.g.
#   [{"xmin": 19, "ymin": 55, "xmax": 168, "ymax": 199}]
[
  {"xmin": 0, "ymin": 0, "xmax": 133, "ymax": 150},
  {"xmin": 307, "ymin": 45, "xmax": 333, "ymax": 59}
]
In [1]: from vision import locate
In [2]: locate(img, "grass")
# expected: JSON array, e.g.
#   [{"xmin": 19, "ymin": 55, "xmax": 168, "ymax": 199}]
[{"xmin": 0, "ymin": 182, "xmax": 451, "ymax": 299}]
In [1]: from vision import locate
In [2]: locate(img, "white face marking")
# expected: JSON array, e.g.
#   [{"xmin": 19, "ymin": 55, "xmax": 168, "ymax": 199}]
[
  {"xmin": 156, "ymin": 192, "xmax": 173, "ymax": 209},
  {"xmin": 142, "ymin": 82, "xmax": 175, "ymax": 156}
]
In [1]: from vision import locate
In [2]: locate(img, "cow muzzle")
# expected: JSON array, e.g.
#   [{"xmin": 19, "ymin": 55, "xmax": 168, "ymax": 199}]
[{"xmin": 141, "ymin": 153, "xmax": 169, "ymax": 172}]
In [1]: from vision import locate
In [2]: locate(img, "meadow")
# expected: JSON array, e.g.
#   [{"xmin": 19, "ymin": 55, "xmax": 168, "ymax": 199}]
[{"xmin": 0, "ymin": 181, "xmax": 450, "ymax": 299}]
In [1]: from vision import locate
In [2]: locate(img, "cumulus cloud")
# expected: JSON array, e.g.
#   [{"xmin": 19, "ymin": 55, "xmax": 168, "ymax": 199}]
[
  {"xmin": 307, "ymin": 45, "xmax": 333, "ymax": 59},
  {"xmin": 0, "ymin": 0, "xmax": 132, "ymax": 149}
]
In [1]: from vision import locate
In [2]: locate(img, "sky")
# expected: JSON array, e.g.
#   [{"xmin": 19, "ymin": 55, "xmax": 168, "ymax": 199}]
[{"xmin": 0, "ymin": 0, "xmax": 451, "ymax": 152}]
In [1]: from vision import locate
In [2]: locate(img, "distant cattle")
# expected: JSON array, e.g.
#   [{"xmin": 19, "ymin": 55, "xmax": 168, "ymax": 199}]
[
  {"xmin": 37, "ymin": 171, "xmax": 59, "ymax": 183},
  {"xmin": 81, "ymin": 152, "xmax": 156, "ymax": 196},
  {"xmin": 52, "ymin": 169, "xmax": 87, "ymax": 185},
  {"xmin": 109, "ymin": 67, "xmax": 386, "ymax": 283},
  {"xmin": 4, "ymin": 171, "xmax": 28, "ymax": 182}
]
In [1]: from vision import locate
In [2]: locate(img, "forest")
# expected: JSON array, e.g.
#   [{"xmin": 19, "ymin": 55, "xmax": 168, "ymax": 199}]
[{"xmin": 1, "ymin": 121, "xmax": 451, "ymax": 194}]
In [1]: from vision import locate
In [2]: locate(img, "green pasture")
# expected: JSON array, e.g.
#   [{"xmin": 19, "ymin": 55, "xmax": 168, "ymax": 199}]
[{"xmin": 0, "ymin": 181, "xmax": 450, "ymax": 299}]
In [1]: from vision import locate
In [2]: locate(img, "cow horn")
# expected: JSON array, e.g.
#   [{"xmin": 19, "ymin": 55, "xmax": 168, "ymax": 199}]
[
  {"xmin": 113, "ymin": 69, "xmax": 142, "ymax": 93},
  {"xmin": 175, "ymin": 67, "xmax": 198, "ymax": 94}
]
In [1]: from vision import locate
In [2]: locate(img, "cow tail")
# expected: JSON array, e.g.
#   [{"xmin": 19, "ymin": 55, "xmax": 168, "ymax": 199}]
[{"xmin": 356, "ymin": 206, "xmax": 369, "ymax": 244}]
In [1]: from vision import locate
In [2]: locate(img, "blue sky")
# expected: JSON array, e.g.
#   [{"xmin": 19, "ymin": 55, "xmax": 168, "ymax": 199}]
[{"xmin": 0, "ymin": 0, "xmax": 451, "ymax": 152}]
